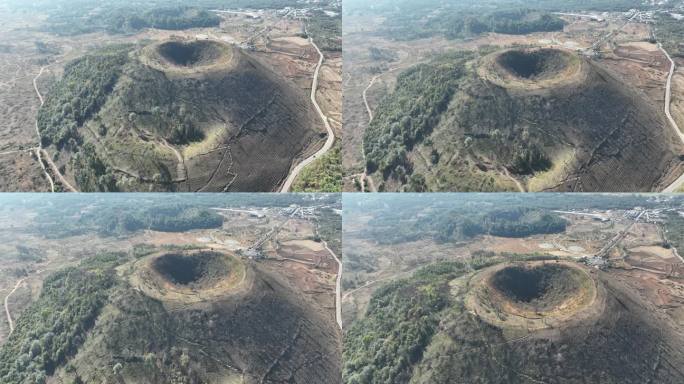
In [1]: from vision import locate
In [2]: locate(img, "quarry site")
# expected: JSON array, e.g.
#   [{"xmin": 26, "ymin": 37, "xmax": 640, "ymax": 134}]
[
  {"xmin": 344, "ymin": 6, "xmax": 684, "ymax": 192},
  {"xmin": 0, "ymin": 195, "xmax": 342, "ymax": 383},
  {"xmin": 0, "ymin": 4, "xmax": 341, "ymax": 192},
  {"xmin": 342, "ymin": 194, "xmax": 684, "ymax": 383}
]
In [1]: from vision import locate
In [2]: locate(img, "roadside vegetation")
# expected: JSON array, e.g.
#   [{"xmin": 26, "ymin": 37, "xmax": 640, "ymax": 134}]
[
  {"xmin": 307, "ymin": 11, "xmax": 342, "ymax": 52},
  {"xmin": 293, "ymin": 145, "xmax": 343, "ymax": 192},
  {"xmin": 315, "ymin": 206, "xmax": 343, "ymax": 256},
  {"xmin": 656, "ymin": 13, "xmax": 684, "ymax": 58},
  {"xmin": 663, "ymin": 211, "xmax": 684, "ymax": 252}
]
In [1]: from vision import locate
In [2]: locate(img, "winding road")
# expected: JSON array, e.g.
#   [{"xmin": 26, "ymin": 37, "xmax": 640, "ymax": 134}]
[
  {"xmin": 359, "ymin": 77, "xmax": 379, "ymax": 192},
  {"xmin": 322, "ymin": 239, "xmax": 342, "ymax": 330},
  {"xmin": 280, "ymin": 24, "xmax": 335, "ymax": 192},
  {"xmin": 4, "ymin": 278, "xmax": 25, "ymax": 334},
  {"xmin": 32, "ymin": 66, "xmax": 55, "ymax": 192},
  {"xmin": 657, "ymin": 42, "xmax": 684, "ymax": 192},
  {"xmin": 359, "ymin": 68, "xmax": 403, "ymax": 192},
  {"xmin": 32, "ymin": 65, "xmax": 79, "ymax": 192}
]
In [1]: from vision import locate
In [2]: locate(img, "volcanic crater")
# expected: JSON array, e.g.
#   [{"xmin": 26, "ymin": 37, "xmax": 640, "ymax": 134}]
[
  {"xmin": 144, "ymin": 39, "xmax": 235, "ymax": 73},
  {"xmin": 152, "ymin": 251, "xmax": 229, "ymax": 288},
  {"xmin": 466, "ymin": 46, "xmax": 684, "ymax": 191},
  {"xmin": 496, "ymin": 49, "xmax": 570, "ymax": 80},
  {"xmin": 53, "ymin": 39, "xmax": 322, "ymax": 192},
  {"xmin": 133, "ymin": 249, "xmax": 250, "ymax": 305},
  {"xmin": 157, "ymin": 40, "xmax": 225, "ymax": 67},
  {"xmin": 94, "ymin": 248, "xmax": 341, "ymax": 383},
  {"xmin": 479, "ymin": 47, "xmax": 583, "ymax": 91},
  {"xmin": 490, "ymin": 263, "xmax": 583, "ymax": 311},
  {"xmin": 466, "ymin": 261, "xmax": 601, "ymax": 331}
]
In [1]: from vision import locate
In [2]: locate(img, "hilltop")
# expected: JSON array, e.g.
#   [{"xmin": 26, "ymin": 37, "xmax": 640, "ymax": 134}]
[
  {"xmin": 344, "ymin": 260, "xmax": 684, "ymax": 384},
  {"xmin": 37, "ymin": 39, "xmax": 323, "ymax": 192},
  {"xmin": 363, "ymin": 47, "xmax": 684, "ymax": 192}
]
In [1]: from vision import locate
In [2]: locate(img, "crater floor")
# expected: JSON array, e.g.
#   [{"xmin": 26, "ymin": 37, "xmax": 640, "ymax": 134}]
[{"xmin": 465, "ymin": 260, "xmax": 603, "ymax": 331}]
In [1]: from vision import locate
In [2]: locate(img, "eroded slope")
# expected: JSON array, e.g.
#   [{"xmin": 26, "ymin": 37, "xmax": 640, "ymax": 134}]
[
  {"xmin": 343, "ymin": 260, "xmax": 684, "ymax": 384},
  {"xmin": 363, "ymin": 48, "xmax": 684, "ymax": 192},
  {"xmin": 38, "ymin": 40, "xmax": 323, "ymax": 192},
  {"xmin": 0, "ymin": 250, "xmax": 341, "ymax": 384}
]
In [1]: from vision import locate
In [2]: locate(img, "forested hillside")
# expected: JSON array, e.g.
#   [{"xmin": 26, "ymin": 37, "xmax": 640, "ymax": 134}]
[
  {"xmin": 363, "ymin": 52, "xmax": 474, "ymax": 184},
  {"xmin": 37, "ymin": 46, "xmax": 131, "ymax": 148},
  {"xmin": 343, "ymin": 262, "xmax": 467, "ymax": 384},
  {"xmin": 0, "ymin": 261, "xmax": 118, "ymax": 383}
]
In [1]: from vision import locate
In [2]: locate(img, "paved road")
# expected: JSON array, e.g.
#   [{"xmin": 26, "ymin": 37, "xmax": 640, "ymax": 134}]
[
  {"xmin": 595, "ymin": 211, "xmax": 644, "ymax": 258},
  {"xmin": 657, "ymin": 43, "xmax": 684, "ymax": 192},
  {"xmin": 4, "ymin": 278, "xmax": 25, "ymax": 333},
  {"xmin": 281, "ymin": 25, "xmax": 335, "ymax": 192}
]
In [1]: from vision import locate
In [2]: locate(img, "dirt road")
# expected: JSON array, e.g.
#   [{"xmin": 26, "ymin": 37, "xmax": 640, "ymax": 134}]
[
  {"xmin": 322, "ymin": 239, "xmax": 342, "ymax": 330},
  {"xmin": 33, "ymin": 65, "xmax": 79, "ymax": 192},
  {"xmin": 359, "ymin": 68, "xmax": 404, "ymax": 193},
  {"xmin": 360, "ymin": 75, "xmax": 382, "ymax": 192},
  {"xmin": 281, "ymin": 24, "xmax": 335, "ymax": 192},
  {"xmin": 32, "ymin": 66, "xmax": 55, "ymax": 192},
  {"xmin": 4, "ymin": 278, "xmax": 25, "ymax": 333},
  {"xmin": 160, "ymin": 138, "xmax": 187, "ymax": 182},
  {"xmin": 502, "ymin": 167, "xmax": 526, "ymax": 192}
]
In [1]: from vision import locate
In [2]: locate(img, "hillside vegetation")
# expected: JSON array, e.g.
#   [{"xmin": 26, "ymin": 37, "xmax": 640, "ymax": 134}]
[
  {"xmin": 38, "ymin": 40, "xmax": 320, "ymax": 192},
  {"xmin": 433, "ymin": 208, "xmax": 568, "ymax": 242},
  {"xmin": 344, "ymin": 259, "xmax": 684, "ymax": 384},
  {"xmin": 0, "ymin": 258, "xmax": 118, "ymax": 383},
  {"xmin": 37, "ymin": 46, "xmax": 131, "ymax": 148},
  {"xmin": 345, "ymin": 0, "xmax": 648, "ymax": 41},
  {"xmin": 364, "ymin": 52, "xmax": 474, "ymax": 183},
  {"xmin": 43, "ymin": 7, "xmax": 221, "ymax": 36},
  {"xmin": 364, "ymin": 48, "xmax": 682, "ymax": 192},
  {"xmin": 87, "ymin": 206, "xmax": 225, "ymax": 236},
  {"xmin": 389, "ymin": 9, "xmax": 565, "ymax": 41},
  {"xmin": 343, "ymin": 262, "xmax": 467, "ymax": 384},
  {"xmin": 365, "ymin": 207, "xmax": 567, "ymax": 245}
]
